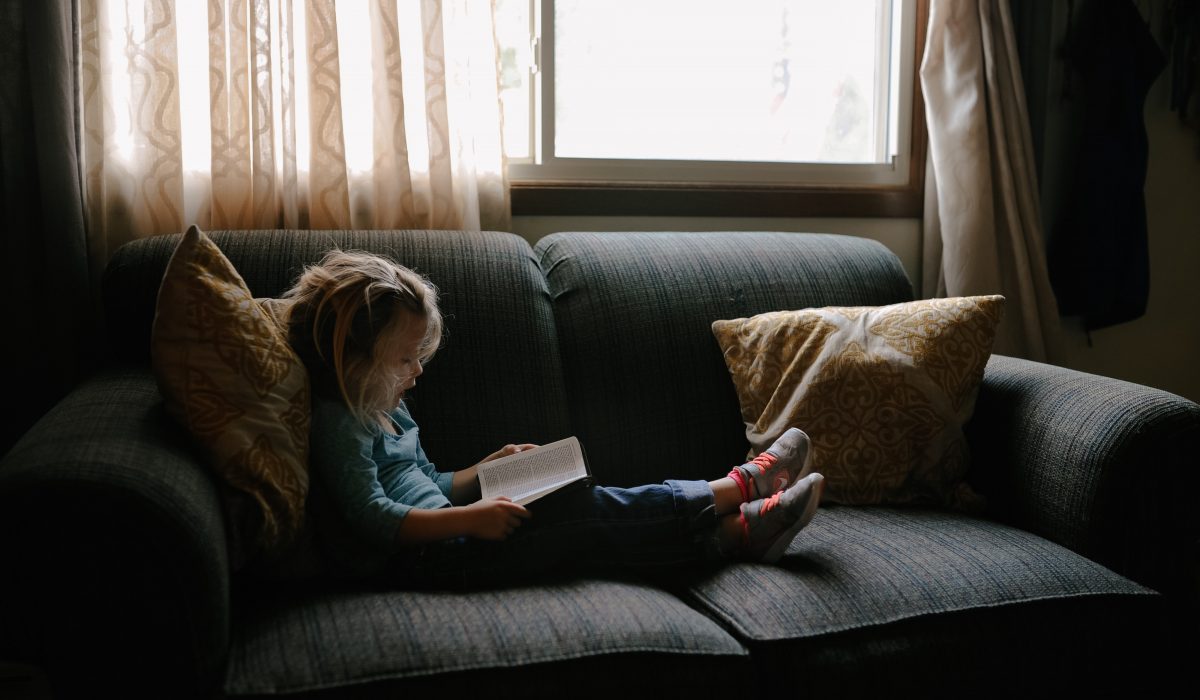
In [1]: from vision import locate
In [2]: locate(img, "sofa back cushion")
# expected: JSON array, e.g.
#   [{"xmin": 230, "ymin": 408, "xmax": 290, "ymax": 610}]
[
  {"xmin": 534, "ymin": 231, "xmax": 914, "ymax": 486},
  {"xmin": 105, "ymin": 230, "xmax": 571, "ymax": 470}
]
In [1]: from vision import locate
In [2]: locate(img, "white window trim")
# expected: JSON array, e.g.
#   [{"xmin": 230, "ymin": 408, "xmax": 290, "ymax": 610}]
[{"xmin": 507, "ymin": 0, "xmax": 920, "ymax": 189}]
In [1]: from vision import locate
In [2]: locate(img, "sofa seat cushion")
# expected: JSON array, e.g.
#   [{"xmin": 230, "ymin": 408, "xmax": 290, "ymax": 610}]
[
  {"xmin": 687, "ymin": 506, "xmax": 1166, "ymax": 694},
  {"xmin": 690, "ymin": 505, "xmax": 1157, "ymax": 642},
  {"xmin": 224, "ymin": 577, "xmax": 747, "ymax": 695}
]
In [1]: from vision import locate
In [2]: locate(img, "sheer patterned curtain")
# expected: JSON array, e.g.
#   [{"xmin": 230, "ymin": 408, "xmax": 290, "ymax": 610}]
[
  {"xmin": 920, "ymin": 0, "xmax": 1062, "ymax": 362},
  {"xmin": 79, "ymin": 0, "xmax": 509, "ymax": 268}
]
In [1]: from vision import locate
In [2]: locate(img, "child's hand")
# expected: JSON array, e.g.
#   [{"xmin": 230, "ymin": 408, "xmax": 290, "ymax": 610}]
[
  {"xmin": 463, "ymin": 497, "xmax": 531, "ymax": 540},
  {"xmin": 479, "ymin": 443, "xmax": 539, "ymax": 464}
]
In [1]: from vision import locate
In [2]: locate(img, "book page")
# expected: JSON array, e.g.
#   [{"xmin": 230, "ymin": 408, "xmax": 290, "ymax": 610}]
[{"xmin": 477, "ymin": 437, "xmax": 590, "ymax": 505}]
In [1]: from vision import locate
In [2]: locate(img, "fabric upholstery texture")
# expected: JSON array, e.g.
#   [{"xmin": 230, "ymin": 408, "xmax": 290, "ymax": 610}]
[
  {"xmin": 0, "ymin": 368, "xmax": 232, "ymax": 688},
  {"xmin": 224, "ymin": 578, "xmax": 747, "ymax": 695},
  {"xmin": 4, "ymin": 229, "xmax": 1192, "ymax": 698},
  {"xmin": 687, "ymin": 505, "xmax": 1156, "ymax": 643},
  {"xmin": 687, "ymin": 504, "xmax": 1169, "ymax": 697},
  {"xmin": 968, "ymin": 354, "xmax": 1200, "ymax": 600},
  {"xmin": 711, "ymin": 296, "xmax": 1004, "ymax": 509},
  {"xmin": 151, "ymin": 226, "xmax": 310, "ymax": 553},
  {"xmin": 535, "ymin": 231, "xmax": 914, "ymax": 487},
  {"xmin": 743, "ymin": 593, "xmax": 1168, "ymax": 697}
]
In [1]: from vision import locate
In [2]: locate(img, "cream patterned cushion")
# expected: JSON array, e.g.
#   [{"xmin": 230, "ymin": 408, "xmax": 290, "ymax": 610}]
[
  {"xmin": 711, "ymin": 296, "xmax": 1004, "ymax": 510},
  {"xmin": 151, "ymin": 226, "xmax": 309, "ymax": 559}
]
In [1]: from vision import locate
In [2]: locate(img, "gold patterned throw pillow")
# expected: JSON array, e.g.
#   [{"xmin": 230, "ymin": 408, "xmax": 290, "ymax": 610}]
[
  {"xmin": 712, "ymin": 296, "xmax": 1004, "ymax": 510},
  {"xmin": 151, "ymin": 226, "xmax": 309, "ymax": 560}
]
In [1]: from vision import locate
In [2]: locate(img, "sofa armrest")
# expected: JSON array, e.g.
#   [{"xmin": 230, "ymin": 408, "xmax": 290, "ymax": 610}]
[
  {"xmin": 0, "ymin": 368, "xmax": 230, "ymax": 697},
  {"xmin": 967, "ymin": 355, "xmax": 1200, "ymax": 603}
]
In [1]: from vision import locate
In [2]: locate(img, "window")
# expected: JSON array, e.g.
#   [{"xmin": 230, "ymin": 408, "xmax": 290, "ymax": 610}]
[{"xmin": 496, "ymin": 0, "xmax": 928, "ymax": 216}]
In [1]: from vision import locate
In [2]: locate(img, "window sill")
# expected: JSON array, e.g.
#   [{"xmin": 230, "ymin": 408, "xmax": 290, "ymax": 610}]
[{"xmin": 510, "ymin": 178, "xmax": 924, "ymax": 218}]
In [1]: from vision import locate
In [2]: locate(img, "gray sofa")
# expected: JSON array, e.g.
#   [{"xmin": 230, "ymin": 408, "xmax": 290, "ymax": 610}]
[{"xmin": 1, "ymin": 229, "xmax": 1196, "ymax": 698}]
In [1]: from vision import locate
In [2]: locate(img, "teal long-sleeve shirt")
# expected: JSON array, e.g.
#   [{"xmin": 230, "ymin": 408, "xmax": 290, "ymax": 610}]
[{"xmin": 309, "ymin": 396, "xmax": 454, "ymax": 572}]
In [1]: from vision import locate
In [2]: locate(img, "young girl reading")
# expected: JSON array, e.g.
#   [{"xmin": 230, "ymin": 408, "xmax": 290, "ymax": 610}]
[{"xmin": 285, "ymin": 250, "xmax": 825, "ymax": 586}]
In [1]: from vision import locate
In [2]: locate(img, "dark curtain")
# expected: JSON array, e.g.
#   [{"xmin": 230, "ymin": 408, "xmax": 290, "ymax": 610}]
[
  {"xmin": 0, "ymin": 0, "xmax": 94, "ymax": 455},
  {"xmin": 1048, "ymin": 1, "xmax": 1164, "ymax": 331},
  {"xmin": 1009, "ymin": 0, "xmax": 1056, "ymax": 179}
]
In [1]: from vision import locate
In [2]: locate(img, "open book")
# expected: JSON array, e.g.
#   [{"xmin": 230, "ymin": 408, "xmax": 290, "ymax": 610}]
[{"xmin": 477, "ymin": 436, "xmax": 592, "ymax": 506}]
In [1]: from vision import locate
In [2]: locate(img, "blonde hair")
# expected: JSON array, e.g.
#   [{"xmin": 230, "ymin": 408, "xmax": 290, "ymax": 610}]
[{"xmin": 285, "ymin": 250, "xmax": 442, "ymax": 428}]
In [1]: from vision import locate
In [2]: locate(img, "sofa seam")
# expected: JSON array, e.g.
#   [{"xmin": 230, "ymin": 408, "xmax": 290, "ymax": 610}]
[
  {"xmin": 225, "ymin": 645, "xmax": 750, "ymax": 695},
  {"xmin": 685, "ymin": 587, "xmax": 1161, "ymax": 644}
]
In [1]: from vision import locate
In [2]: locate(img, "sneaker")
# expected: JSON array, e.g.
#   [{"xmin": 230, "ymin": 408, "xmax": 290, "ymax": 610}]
[
  {"xmin": 733, "ymin": 428, "xmax": 812, "ymax": 500},
  {"xmin": 740, "ymin": 472, "xmax": 825, "ymax": 563}
]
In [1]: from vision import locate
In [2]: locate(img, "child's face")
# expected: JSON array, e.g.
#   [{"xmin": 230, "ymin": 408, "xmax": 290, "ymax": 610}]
[{"xmin": 382, "ymin": 315, "xmax": 429, "ymax": 406}]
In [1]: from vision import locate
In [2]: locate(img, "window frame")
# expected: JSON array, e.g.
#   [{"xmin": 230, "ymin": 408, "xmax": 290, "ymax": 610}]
[{"xmin": 509, "ymin": 0, "xmax": 929, "ymax": 218}]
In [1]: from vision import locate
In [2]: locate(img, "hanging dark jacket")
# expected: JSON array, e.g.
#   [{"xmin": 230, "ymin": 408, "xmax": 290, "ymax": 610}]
[{"xmin": 1047, "ymin": 0, "xmax": 1166, "ymax": 331}]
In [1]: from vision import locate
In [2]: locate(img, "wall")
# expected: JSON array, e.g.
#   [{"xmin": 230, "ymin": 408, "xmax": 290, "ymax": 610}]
[
  {"xmin": 1055, "ymin": 64, "xmax": 1200, "ymax": 402},
  {"xmin": 1044, "ymin": 0, "xmax": 1200, "ymax": 402}
]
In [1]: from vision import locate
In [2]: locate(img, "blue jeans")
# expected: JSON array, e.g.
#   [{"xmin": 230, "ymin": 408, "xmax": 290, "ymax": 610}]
[{"xmin": 386, "ymin": 480, "xmax": 720, "ymax": 589}]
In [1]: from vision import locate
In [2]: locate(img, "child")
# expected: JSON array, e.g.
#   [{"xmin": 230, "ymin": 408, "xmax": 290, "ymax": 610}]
[{"xmin": 285, "ymin": 250, "xmax": 824, "ymax": 587}]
